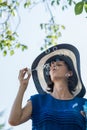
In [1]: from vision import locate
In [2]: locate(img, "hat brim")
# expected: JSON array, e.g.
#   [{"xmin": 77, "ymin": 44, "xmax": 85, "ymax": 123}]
[{"xmin": 31, "ymin": 43, "xmax": 86, "ymax": 97}]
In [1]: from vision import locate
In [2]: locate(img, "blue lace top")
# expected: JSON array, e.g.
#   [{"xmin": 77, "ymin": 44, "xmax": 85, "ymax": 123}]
[{"xmin": 30, "ymin": 93, "xmax": 86, "ymax": 130}]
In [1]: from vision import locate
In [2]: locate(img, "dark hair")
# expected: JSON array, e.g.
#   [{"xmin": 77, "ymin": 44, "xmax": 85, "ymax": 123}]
[{"xmin": 46, "ymin": 57, "xmax": 78, "ymax": 95}]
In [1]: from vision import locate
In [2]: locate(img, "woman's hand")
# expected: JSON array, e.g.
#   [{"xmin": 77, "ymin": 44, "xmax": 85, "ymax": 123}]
[{"xmin": 18, "ymin": 67, "xmax": 31, "ymax": 90}]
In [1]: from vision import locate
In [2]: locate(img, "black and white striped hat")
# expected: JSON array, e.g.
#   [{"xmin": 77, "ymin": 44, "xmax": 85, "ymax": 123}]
[{"xmin": 31, "ymin": 43, "xmax": 86, "ymax": 97}]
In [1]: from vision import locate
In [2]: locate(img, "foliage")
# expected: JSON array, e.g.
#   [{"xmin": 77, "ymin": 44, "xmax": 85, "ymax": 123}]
[
  {"xmin": 0, "ymin": 0, "xmax": 28, "ymax": 56},
  {"xmin": 75, "ymin": 1, "xmax": 87, "ymax": 15},
  {"xmin": 0, "ymin": 0, "xmax": 87, "ymax": 56},
  {"xmin": 40, "ymin": 21, "xmax": 65, "ymax": 50}
]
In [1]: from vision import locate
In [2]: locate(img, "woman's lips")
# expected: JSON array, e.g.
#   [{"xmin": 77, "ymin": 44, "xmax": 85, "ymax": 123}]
[{"xmin": 51, "ymin": 67, "xmax": 57, "ymax": 72}]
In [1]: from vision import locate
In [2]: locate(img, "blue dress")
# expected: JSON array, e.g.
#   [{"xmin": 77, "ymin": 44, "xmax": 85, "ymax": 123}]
[{"xmin": 30, "ymin": 93, "xmax": 86, "ymax": 130}]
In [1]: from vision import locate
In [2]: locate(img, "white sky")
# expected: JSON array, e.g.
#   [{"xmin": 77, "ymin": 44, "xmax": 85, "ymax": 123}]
[{"xmin": 0, "ymin": 2, "xmax": 87, "ymax": 130}]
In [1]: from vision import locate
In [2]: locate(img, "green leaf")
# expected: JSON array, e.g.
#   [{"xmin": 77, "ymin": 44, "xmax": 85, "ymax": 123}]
[
  {"xmin": 10, "ymin": 36, "xmax": 15, "ymax": 41},
  {"xmin": 6, "ymin": 40, "xmax": 11, "ymax": 45},
  {"xmin": 62, "ymin": 5, "xmax": 68, "ymax": 10},
  {"xmin": 0, "ymin": 1, "xmax": 7, "ymax": 6},
  {"xmin": 57, "ymin": 32, "xmax": 62, "ymax": 37},
  {"xmin": 3, "ymin": 50, "xmax": 7, "ymax": 56},
  {"xmin": 40, "ymin": 47, "xmax": 44, "ymax": 51},
  {"xmin": 57, "ymin": 0, "xmax": 60, "ymax": 5},
  {"xmin": 15, "ymin": 43, "xmax": 20, "ymax": 48},
  {"xmin": 21, "ymin": 45, "xmax": 28, "ymax": 51},
  {"xmin": 46, "ymin": 35, "xmax": 52, "ymax": 38},
  {"xmin": 61, "ymin": 25, "xmax": 65, "ymax": 29},
  {"xmin": 51, "ymin": 0, "xmax": 60, "ymax": 5},
  {"xmin": 51, "ymin": 0, "xmax": 55, "ymax": 5},
  {"xmin": 0, "ymin": 11, "xmax": 2, "ymax": 17},
  {"xmin": 75, "ymin": 1, "xmax": 84, "ymax": 15},
  {"xmin": 47, "ymin": 35, "xmax": 58, "ymax": 39},
  {"xmin": 6, "ymin": 30, "xmax": 12, "ymax": 35},
  {"xmin": 13, "ymin": 32, "xmax": 19, "ymax": 37},
  {"xmin": 84, "ymin": 2, "xmax": 87, "ymax": 12},
  {"xmin": 48, "ymin": 42, "xmax": 52, "ymax": 45},
  {"xmin": 40, "ymin": 24, "xmax": 43, "ymax": 29},
  {"xmin": 67, "ymin": 0, "xmax": 72, "ymax": 5},
  {"xmin": 24, "ymin": 0, "xmax": 31, "ymax": 8},
  {"xmin": 11, "ymin": 10, "xmax": 16, "ymax": 16},
  {"xmin": 10, "ymin": 50, "xmax": 14, "ymax": 55},
  {"xmin": 0, "ymin": 43, "xmax": 2, "ymax": 50},
  {"xmin": 16, "ymin": 1, "xmax": 19, "ymax": 6}
]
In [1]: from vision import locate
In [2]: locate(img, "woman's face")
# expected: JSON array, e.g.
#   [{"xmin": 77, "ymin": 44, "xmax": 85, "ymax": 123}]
[{"xmin": 49, "ymin": 61, "xmax": 71, "ymax": 82}]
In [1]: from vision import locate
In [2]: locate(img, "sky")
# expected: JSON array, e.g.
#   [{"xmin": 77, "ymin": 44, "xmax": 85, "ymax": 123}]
[{"xmin": 0, "ymin": 1, "xmax": 87, "ymax": 130}]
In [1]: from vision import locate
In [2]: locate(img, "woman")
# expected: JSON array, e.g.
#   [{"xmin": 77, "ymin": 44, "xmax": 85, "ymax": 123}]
[{"xmin": 8, "ymin": 43, "xmax": 87, "ymax": 130}]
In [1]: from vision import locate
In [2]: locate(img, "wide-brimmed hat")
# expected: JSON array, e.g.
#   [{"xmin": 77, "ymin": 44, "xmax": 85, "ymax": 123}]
[{"xmin": 31, "ymin": 43, "xmax": 86, "ymax": 97}]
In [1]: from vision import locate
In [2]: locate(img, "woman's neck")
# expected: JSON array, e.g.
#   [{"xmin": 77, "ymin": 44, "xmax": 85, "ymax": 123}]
[{"xmin": 51, "ymin": 81, "xmax": 73, "ymax": 100}]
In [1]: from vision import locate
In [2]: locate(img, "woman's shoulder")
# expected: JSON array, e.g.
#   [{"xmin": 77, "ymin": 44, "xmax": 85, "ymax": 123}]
[
  {"xmin": 29, "ymin": 93, "xmax": 49, "ymax": 113},
  {"xmin": 75, "ymin": 96, "xmax": 87, "ymax": 104},
  {"xmin": 76, "ymin": 96, "xmax": 87, "ymax": 100}
]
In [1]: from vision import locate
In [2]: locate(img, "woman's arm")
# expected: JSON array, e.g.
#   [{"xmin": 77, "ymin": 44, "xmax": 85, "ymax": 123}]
[{"xmin": 8, "ymin": 68, "xmax": 32, "ymax": 126}]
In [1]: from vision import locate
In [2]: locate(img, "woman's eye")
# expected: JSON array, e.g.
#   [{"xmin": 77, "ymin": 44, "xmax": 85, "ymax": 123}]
[{"xmin": 56, "ymin": 64, "xmax": 63, "ymax": 66}]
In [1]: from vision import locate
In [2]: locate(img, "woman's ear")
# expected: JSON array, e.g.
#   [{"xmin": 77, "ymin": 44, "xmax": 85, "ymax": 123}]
[
  {"xmin": 69, "ymin": 71, "xmax": 73, "ymax": 77},
  {"xmin": 65, "ymin": 71, "xmax": 73, "ymax": 78}
]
